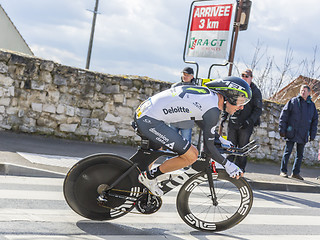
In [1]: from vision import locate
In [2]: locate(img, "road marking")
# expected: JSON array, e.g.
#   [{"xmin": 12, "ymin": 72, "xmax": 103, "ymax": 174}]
[
  {"xmin": 0, "ymin": 175, "xmax": 63, "ymax": 185},
  {"xmin": 1, "ymin": 208, "xmax": 320, "ymax": 225},
  {"xmin": 1, "ymin": 175, "xmax": 320, "ymax": 239},
  {"xmin": 2, "ymin": 235, "xmax": 320, "ymax": 240},
  {"xmin": 17, "ymin": 152, "xmax": 80, "ymax": 168}
]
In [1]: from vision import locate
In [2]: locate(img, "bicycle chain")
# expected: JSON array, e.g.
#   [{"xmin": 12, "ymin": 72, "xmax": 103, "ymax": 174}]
[{"xmin": 97, "ymin": 188, "xmax": 153, "ymax": 215}]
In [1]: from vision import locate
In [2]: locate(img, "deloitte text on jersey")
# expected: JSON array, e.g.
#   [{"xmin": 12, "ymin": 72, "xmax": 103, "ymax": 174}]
[{"xmin": 163, "ymin": 106, "xmax": 190, "ymax": 115}]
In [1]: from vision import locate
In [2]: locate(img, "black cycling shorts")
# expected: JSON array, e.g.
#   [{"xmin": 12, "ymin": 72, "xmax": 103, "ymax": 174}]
[{"xmin": 135, "ymin": 115, "xmax": 191, "ymax": 155}]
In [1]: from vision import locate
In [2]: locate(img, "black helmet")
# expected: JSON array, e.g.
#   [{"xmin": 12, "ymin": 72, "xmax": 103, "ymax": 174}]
[{"xmin": 205, "ymin": 76, "xmax": 252, "ymax": 106}]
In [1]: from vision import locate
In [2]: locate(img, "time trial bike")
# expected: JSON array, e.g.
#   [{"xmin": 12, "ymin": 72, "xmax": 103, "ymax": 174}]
[{"xmin": 63, "ymin": 130, "xmax": 258, "ymax": 232}]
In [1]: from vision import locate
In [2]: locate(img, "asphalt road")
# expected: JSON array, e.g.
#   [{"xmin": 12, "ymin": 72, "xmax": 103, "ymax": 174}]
[
  {"xmin": 0, "ymin": 130, "xmax": 137, "ymax": 159},
  {"xmin": 1, "ymin": 174, "xmax": 320, "ymax": 239}
]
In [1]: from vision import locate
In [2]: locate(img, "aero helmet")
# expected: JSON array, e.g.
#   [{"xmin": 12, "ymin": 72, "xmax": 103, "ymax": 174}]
[{"xmin": 205, "ymin": 76, "xmax": 252, "ymax": 106}]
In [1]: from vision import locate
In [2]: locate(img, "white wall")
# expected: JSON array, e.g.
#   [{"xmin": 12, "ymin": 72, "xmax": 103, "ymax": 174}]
[{"xmin": 0, "ymin": 5, "xmax": 33, "ymax": 56}]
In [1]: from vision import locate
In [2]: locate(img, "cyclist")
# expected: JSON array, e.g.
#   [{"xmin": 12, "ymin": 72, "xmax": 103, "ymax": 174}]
[{"xmin": 134, "ymin": 76, "xmax": 252, "ymax": 196}]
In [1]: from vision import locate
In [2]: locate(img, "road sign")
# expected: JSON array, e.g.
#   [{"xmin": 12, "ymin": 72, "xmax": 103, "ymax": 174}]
[{"xmin": 186, "ymin": 0, "xmax": 237, "ymax": 60}]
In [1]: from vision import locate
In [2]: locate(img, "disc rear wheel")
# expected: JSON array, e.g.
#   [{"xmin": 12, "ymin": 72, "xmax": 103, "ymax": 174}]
[{"xmin": 63, "ymin": 154, "xmax": 141, "ymax": 221}]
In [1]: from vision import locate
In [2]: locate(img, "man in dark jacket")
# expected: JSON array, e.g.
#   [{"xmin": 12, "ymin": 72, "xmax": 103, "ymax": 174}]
[
  {"xmin": 220, "ymin": 69, "xmax": 262, "ymax": 172},
  {"xmin": 279, "ymin": 85, "xmax": 318, "ymax": 180}
]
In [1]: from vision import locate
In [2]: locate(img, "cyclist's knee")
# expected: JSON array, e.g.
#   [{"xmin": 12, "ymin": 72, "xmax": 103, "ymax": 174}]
[{"xmin": 183, "ymin": 145, "xmax": 198, "ymax": 165}]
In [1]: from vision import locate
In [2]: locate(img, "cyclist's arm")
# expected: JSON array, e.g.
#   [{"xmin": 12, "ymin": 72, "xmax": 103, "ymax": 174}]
[{"xmin": 200, "ymin": 108, "xmax": 226, "ymax": 165}]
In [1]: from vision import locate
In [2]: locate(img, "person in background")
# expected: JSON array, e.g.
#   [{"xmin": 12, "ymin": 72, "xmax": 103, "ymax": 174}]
[
  {"xmin": 279, "ymin": 85, "xmax": 318, "ymax": 180},
  {"xmin": 219, "ymin": 69, "xmax": 262, "ymax": 172},
  {"xmin": 170, "ymin": 67, "xmax": 198, "ymax": 143}
]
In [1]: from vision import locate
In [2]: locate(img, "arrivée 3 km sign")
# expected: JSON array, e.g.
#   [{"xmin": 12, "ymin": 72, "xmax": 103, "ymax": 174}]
[{"xmin": 187, "ymin": 0, "xmax": 237, "ymax": 60}]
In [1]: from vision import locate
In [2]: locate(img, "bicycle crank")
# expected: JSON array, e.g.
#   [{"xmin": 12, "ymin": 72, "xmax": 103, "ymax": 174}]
[{"xmin": 135, "ymin": 192, "xmax": 162, "ymax": 214}]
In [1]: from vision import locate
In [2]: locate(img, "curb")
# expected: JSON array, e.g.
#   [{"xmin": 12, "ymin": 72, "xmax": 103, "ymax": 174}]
[
  {"xmin": 246, "ymin": 178, "xmax": 320, "ymax": 193},
  {"xmin": 0, "ymin": 163, "xmax": 65, "ymax": 178}
]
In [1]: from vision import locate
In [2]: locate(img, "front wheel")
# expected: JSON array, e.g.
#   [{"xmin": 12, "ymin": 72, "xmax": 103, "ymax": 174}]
[{"xmin": 176, "ymin": 170, "xmax": 253, "ymax": 232}]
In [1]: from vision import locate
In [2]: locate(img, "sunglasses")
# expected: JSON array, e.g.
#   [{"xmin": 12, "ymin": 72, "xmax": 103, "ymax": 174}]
[{"xmin": 241, "ymin": 74, "xmax": 250, "ymax": 78}]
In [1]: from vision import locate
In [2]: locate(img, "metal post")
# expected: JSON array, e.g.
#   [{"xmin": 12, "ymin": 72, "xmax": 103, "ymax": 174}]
[
  {"xmin": 228, "ymin": 0, "xmax": 243, "ymax": 76},
  {"xmin": 85, "ymin": 0, "xmax": 100, "ymax": 69}
]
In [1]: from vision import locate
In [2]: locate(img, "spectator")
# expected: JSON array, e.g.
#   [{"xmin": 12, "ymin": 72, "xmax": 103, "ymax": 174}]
[
  {"xmin": 170, "ymin": 67, "xmax": 198, "ymax": 143},
  {"xmin": 220, "ymin": 69, "xmax": 262, "ymax": 172},
  {"xmin": 171, "ymin": 67, "xmax": 197, "ymax": 87},
  {"xmin": 279, "ymin": 85, "xmax": 318, "ymax": 180}
]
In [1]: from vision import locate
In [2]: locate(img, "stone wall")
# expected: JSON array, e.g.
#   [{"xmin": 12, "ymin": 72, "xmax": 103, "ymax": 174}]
[
  {"xmin": 0, "ymin": 49, "xmax": 319, "ymax": 165},
  {"xmin": 0, "ymin": 49, "xmax": 171, "ymax": 145}
]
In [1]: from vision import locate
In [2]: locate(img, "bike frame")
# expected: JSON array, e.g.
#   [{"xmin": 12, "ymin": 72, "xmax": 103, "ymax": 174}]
[
  {"xmin": 128, "ymin": 138, "xmax": 258, "ymax": 196},
  {"xmin": 130, "ymin": 147, "xmax": 217, "ymax": 195},
  {"xmin": 100, "ymin": 139, "xmax": 257, "ymax": 200}
]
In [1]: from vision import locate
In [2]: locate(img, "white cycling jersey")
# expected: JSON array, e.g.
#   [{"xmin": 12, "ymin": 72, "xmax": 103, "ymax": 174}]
[
  {"xmin": 136, "ymin": 85, "xmax": 219, "ymax": 123},
  {"xmin": 135, "ymin": 85, "xmax": 226, "ymax": 165}
]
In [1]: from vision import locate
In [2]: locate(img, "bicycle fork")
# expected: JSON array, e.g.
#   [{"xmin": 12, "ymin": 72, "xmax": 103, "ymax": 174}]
[{"xmin": 206, "ymin": 159, "xmax": 219, "ymax": 206}]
